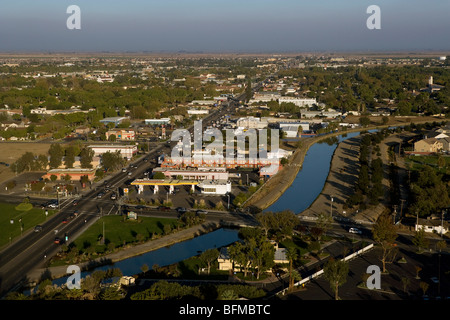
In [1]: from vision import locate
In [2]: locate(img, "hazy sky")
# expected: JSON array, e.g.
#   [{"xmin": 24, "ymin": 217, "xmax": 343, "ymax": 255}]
[{"xmin": 0, "ymin": 0, "xmax": 449, "ymax": 52}]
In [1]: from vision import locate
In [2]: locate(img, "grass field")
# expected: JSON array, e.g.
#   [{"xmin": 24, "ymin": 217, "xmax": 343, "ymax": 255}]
[
  {"xmin": 72, "ymin": 215, "xmax": 181, "ymax": 255},
  {"xmin": 0, "ymin": 202, "xmax": 56, "ymax": 248},
  {"xmin": 406, "ymin": 154, "xmax": 450, "ymax": 174}
]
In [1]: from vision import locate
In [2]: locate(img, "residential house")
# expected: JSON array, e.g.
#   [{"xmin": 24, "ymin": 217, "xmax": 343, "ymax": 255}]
[
  {"xmin": 415, "ymin": 218, "xmax": 449, "ymax": 235},
  {"xmin": 414, "ymin": 138, "xmax": 443, "ymax": 153}
]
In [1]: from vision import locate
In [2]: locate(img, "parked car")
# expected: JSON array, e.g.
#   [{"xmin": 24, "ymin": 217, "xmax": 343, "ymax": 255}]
[
  {"xmin": 349, "ymin": 227, "xmax": 362, "ymax": 234},
  {"xmin": 196, "ymin": 210, "xmax": 208, "ymax": 215},
  {"xmin": 158, "ymin": 206, "xmax": 171, "ymax": 212}
]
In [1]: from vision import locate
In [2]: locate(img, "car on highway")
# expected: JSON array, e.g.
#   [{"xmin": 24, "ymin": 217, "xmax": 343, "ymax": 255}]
[
  {"xmin": 34, "ymin": 225, "xmax": 43, "ymax": 232},
  {"xmin": 110, "ymin": 193, "xmax": 117, "ymax": 200},
  {"xmin": 176, "ymin": 207, "xmax": 187, "ymax": 214},
  {"xmin": 348, "ymin": 227, "xmax": 362, "ymax": 234},
  {"xmin": 196, "ymin": 210, "xmax": 208, "ymax": 215},
  {"xmin": 62, "ymin": 218, "xmax": 69, "ymax": 224},
  {"xmin": 54, "ymin": 237, "xmax": 61, "ymax": 244},
  {"xmin": 47, "ymin": 202, "xmax": 58, "ymax": 209},
  {"xmin": 122, "ymin": 168, "xmax": 127, "ymax": 173},
  {"xmin": 72, "ymin": 200, "xmax": 79, "ymax": 206},
  {"xmin": 97, "ymin": 192, "xmax": 105, "ymax": 199}
]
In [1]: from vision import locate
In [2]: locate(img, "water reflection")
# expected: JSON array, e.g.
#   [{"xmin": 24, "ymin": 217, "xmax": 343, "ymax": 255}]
[
  {"xmin": 51, "ymin": 228, "xmax": 239, "ymax": 286},
  {"xmin": 265, "ymin": 131, "xmax": 375, "ymax": 213}
]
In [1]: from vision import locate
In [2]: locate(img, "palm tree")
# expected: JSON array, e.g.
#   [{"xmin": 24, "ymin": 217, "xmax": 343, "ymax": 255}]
[{"xmin": 285, "ymin": 246, "xmax": 298, "ymax": 291}]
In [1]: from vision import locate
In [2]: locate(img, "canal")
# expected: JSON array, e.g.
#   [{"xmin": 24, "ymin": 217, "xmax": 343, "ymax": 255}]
[{"xmin": 48, "ymin": 130, "xmax": 377, "ymax": 286}]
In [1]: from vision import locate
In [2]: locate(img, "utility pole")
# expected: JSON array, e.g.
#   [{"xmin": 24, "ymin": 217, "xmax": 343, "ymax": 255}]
[
  {"xmin": 400, "ymin": 199, "xmax": 406, "ymax": 218},
  {"xmin": 393, "ymin": 205, "xmax": 398, "ymax": 224}
]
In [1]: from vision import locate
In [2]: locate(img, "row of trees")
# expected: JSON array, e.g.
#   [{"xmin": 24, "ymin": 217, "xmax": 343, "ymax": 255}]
[{"xmin": 346, "ymin": 131, "xmax": 388, "ymax": 209}]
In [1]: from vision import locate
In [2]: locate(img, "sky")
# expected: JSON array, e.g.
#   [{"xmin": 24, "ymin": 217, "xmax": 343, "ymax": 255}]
[{"xmin": 0, "ymin": 0, "xmax": 449, "ymax": 53}]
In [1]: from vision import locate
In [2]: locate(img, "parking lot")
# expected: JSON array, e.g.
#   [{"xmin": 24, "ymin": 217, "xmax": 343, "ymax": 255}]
[
  {"xmin": 283, "ymin": 237, "xmax": 450, "ymax": 300},
  {"xmin": 125, "ymin": 169, "xmax": 262, "ymax": 211}
]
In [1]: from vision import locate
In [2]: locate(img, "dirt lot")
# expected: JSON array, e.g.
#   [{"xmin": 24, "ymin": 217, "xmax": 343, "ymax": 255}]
[{"xmin": 0, "ymin": 142, "xmax": 51, "ymax": 183}]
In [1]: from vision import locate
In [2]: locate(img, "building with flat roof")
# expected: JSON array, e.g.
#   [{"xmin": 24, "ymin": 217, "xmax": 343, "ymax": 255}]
[
  {"xmin": 145, "ymin": 118, "xmax": 171, "ymax": 126},
  {"xmin": 153, "ymin": 167, "xmax": 229, "ymax": 181},
  {"xmin": 278, "ymin": 96, "xmax": 317, "ymax": 107},
  {"xmin": 99, "ymin": 116, "xmax": 128, "ymax": 126},
  {"xmin": 106, "ymin": 129, "xmax": 135, "ymax": 141},
  {"xmin": 197, "ymin": 179, "xmax": 231, "ymax": 195},
  {"xmin": 42, "ymin": 168, "xmax": 96, "ymax": 182},
  {"xmin": 88, "ymin": 144, "xmax": 138, "ymax": 160}
]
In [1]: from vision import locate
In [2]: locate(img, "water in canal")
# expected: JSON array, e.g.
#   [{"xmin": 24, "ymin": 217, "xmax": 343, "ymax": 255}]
[
  {"xmin": 50, "ymin": 227, "xmax": 239, "ymax": 287},
  {"xmin": 265, "ymin": 131, "xmax": 373, "ymax": 213}
]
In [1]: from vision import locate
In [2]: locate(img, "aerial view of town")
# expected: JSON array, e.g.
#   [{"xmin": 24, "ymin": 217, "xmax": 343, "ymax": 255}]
[{"xmin": 0, "ymin": 0, "xmax": 449, "ymax": 317}]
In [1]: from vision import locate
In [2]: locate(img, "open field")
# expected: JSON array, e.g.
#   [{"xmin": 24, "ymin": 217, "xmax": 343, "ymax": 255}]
[
  {"xmin": 0, "ymin": 202, "xmax": 56, "ymax": 248},
  {"xmin": 0, "ymin": 142, "xmax": 51, "ymax": 184},
  {"xmin": 71, "ymin": 215, "xmax": 181, "ymax": 255}
]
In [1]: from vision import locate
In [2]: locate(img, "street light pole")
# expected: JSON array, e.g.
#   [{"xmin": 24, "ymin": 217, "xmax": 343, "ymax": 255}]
[{"xmin": 330, "ymin": 196, "xmax": 334, "ymax": 218}]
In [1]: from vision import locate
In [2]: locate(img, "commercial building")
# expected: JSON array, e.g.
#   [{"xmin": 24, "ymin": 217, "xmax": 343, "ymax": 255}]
[
  {"xmin": 88, "ymin": 144, "xmax": 138, "ymax": 160},
  {"xmin": 152, "ymin": 167, "xmax": 229, "ymax": 180},
  {"xmin": 145, "ymin": 118, "xmax": 171, "ymax": 126},
  {"xmin": 99, "ymin": 116, "xmax": 128, "ymax": 127},
  {"xmin": 42, "ymin": 168, "xmax": 97, "ymax": 182},
  {"xmin": 197, "ymin": 179, "xmax": 231, "ymax": 195},
  {"xmin": 236, "ymin": 116, "xmax": 268, "ymax": 129},
  {"xmin": 187, "ymin": 109, "xmax": 209, "ymax": 115},
  {"xmin": 105, "ymin": 129, "xmax": 135, "ymax": 141},
  {"xmin": 278, "ymin": 96, "xmax": 317, "ymax": 107}
]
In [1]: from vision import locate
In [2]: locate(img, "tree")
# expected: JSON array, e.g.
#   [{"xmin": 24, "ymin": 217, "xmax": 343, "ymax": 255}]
[
  {"xmin": 153, "ymin": 172, "xmax": 166, "ymax": 179},
  {"xmin": 420, "ymin": 281, "xmax": 429, "ymax": 296},
  {"xmin": 323, "ymin": 258, "xmax": 349, "ymax": 300},
  {"xmin": 412, "ymin": 227, "xmax": 429, "ymax": 253},
  {"xmin": 64, "ymin": 146, "xmax": 76, "ymax": 168},
  {"xmin": 101, "ymin": 151, "xmax": 124, "ymax": 172},
  {"xmin": 372, "ymin": 213, "xmax": 398, "ymax": 272},
  {"xmin": 228, "ymin": 242, "xmax": 251, "ymax": 277},
  {"xmin": 285, "ymin": 246, "xmax": 298, "ymax": 291},
  {"xmin": 359, "ymin": 116, "xmax": 370, "ymax": 127},
  {"xmin": 48, "ymin": 143, "xmax": 64, "ymax": 169},
  {"xmin": 199, "ymin": 248, "xmax": 219, "ymax": 275},
  {"xmin": 255, "ymin": 211, "xmax": 275, "ymax": 237},
  {"xmin": 401, "ymin": 277, "xmax": 410, "ymax": 294},
  {"xmin": 80, "ymin": 147, "xmax": 94, "ymax": 169}
]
